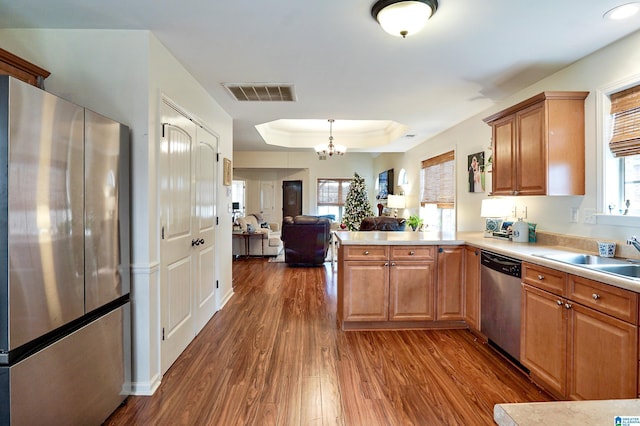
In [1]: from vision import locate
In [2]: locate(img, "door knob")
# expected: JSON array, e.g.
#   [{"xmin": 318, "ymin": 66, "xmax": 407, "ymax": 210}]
[{"xmin": 192, "ymin": 239, "xmax": 199, "ymax": 246}]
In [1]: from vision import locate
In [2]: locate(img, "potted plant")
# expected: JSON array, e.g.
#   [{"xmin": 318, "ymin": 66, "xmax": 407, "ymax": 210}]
[{"xmin": 407, "ymin": 215, "xmax": 423, "ymax": 231}]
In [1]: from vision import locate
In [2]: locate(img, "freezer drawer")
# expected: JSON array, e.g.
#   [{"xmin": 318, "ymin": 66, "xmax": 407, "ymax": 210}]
[{"xmin": 0, "ymin": 303, "xmax": 130, "ymax": 426}]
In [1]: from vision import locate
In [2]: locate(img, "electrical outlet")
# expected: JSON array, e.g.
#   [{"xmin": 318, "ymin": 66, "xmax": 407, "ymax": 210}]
[
  {"xmin": 522, "ymin": 206, "xmax": 528, "ymax": 219},
  {"xmin": 570, "ymin": 207, "xmax": 578, "ymax": 223},
  {"xmin": 584, "ymin": 208, "xmax": 597, "ymax": 224}
]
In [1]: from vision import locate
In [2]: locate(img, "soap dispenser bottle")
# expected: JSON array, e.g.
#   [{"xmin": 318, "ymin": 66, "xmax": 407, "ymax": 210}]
[{"xmin": 512, "ymin": 218, "xmax": 529, "ymax": 243}]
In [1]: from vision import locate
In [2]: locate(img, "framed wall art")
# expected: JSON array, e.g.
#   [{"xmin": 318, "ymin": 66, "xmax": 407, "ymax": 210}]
[{"xmin": 467, "ymin": 151, "xmax": 485, "ymax": 193}]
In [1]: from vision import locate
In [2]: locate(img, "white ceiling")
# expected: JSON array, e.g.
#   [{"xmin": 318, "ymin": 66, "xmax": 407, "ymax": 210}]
[{"xmin": 2, "ymin": 0, "xmax": 640, "ymax": 153}]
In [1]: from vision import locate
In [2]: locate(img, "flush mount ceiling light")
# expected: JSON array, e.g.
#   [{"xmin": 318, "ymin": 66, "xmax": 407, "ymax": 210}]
[
  {"xmin": 604, "ymin": 2, "xmax": 640, "ymax": 20},
  {"xmin": 315, "ymin": 119, "xmax": 346, "ymax": 158},
  {"xmin": 371, "ymin": 0, "xmax": 438, "ymax": 38}
]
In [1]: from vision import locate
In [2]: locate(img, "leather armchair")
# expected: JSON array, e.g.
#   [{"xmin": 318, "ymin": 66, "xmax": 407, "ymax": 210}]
[
  {"xmin": 359, "ymin": 216, "xmax": 407, "ymax": 231},
  {"xmin": 281, "ymin": 215, "xmax": 331, "ymax": 265}
]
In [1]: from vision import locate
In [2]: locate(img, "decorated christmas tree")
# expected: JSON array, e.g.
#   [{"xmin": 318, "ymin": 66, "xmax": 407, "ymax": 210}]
[{"xmin": 342, "ymin": 173, "xmax": 373, "ymax": 231}]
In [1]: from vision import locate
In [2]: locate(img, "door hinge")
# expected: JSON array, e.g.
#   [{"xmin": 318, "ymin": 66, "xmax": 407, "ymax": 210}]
[
  {"xmin": 161, "ymin": 226, "xmax": 165, "ymax": 239},
  {"xmin": 162, "ymin": 327, "xmax": 165, "ymax": 341},
  {"xmin": 216, "ymin": 216, "xmax": 219, "ymax": 225},
  {"xmin": 216, "ymin": 153, "xmax": 220, "ymax": 162},
  {"xmin": 216, "ymin": 280, "xmax": 219, "ymax": 289}
]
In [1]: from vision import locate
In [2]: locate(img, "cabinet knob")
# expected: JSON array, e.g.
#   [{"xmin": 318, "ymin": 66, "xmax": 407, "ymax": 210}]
[
  {"xmin": 409, "ymin": 251, "xmax": 415, "ymax": 255},
  {"xmin": 475, "ymin": 250, "xmax": 479, "ymax": 256},
  {"xmin": 391, "ymin": 262, "xmax": 396, "ymax": 266},
  {"xmin": 364, "ymin": 251, "xmax": 369, "ymax": 255},
  {"xmin": 565, "ymin": 303, "xmax": 572, "ymax": 310},
  {"xmin": 592, "ymin": 293, "xmax": 601, "ymax": 300},
  {"xmin": 384, "ymin": 262, "xmax": 389, "ymax": 267},
  {"xmin": 557, "ymin": 300, "xmax": 563, "ymax": 306},
  {"xmin": 538, "ymin": 274, "xmax": 545, "ymax": 280},
  {"xmin": 438, "ymin": 247, "xmax": 444, "ymax": 253}
]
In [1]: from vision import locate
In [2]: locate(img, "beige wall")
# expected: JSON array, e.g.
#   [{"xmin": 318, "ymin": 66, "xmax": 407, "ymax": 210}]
[
  {"xmin": 392, "ymin": 29, "xmax": 640, "ymax": 242},
  {"xmin": 233, "ymin": 151, "xmax": 379, "ymax": 222}
]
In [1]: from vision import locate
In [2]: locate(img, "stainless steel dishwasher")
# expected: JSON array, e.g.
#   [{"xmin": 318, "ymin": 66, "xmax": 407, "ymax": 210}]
[{"xmin": 480, "ymin": 250, "xmax": 523, "ymax": 363}]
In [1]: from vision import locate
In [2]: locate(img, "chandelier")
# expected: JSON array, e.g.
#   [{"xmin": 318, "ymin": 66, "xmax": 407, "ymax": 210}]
[{"xmin": 315, "ymin": 119, "xmax": 346, "ymax": 157}]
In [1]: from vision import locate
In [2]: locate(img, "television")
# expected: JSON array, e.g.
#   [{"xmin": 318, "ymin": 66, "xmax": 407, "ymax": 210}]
[{"xmin": 376, "ymin": 168, "xmax": 394, "ymax": 199}]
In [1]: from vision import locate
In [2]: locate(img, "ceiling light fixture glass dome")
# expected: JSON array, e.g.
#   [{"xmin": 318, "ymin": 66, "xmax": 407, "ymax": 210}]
[
  {"xmin": 371, "ymin": 0, "xmax": 438, "ymax": 38},
  {"xmin": 604, "ymin": 2, "xmax": 640, "ymax": 20}
]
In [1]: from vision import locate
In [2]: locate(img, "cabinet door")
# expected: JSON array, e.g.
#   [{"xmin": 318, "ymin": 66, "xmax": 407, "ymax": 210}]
[
  {"xmin": 464, "ymin": 246, "xmax": 480, "ymax": 330},
  {"xmin": 516, "ymin": 102, "xmax": 546, "ymax": 195},
  {"xmin": 436, "ymin": 246, "xmax": 465, "ymax": 320},
  {"xmin": 342, "ymin": 261, "xmax": 389, "ymax": 322},
  {"xmin": 521, "ymin": 284, "xmax": 567, "ymax": 399},
  {"xmin": 491, "ymin": 115, "xmax": 517, "ymax": 195},
  {"xmin": 389, "ymin": 261, "xmax": 435, "ymax": 321},
  {"xmin": 568, "ymin": 303, "xmax": 638, "ymax": 400}
]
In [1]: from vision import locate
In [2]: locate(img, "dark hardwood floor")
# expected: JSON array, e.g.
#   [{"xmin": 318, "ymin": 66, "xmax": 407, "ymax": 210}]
[{"xmin": 106, "ymin": 258, "xmax": 551, "ymax": 425}]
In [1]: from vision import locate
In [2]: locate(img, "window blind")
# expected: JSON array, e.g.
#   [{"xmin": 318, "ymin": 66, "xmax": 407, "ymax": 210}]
[
  {"xmin": 420, "ymin": 150, "xmax": 455, "ymax": 209},
  {"xmin": 317, "ymin": 179, "xmax": 351, "ymax": 206},
  {"xmin": 610, "ymin": 84, "xmax": 640, "ymax": 157}
]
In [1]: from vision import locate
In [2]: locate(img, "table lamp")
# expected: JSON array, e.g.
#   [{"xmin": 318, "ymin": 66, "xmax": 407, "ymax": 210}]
[{"xmin": 387, "ymin": 194, "xmax": 405, "ymax": 218}]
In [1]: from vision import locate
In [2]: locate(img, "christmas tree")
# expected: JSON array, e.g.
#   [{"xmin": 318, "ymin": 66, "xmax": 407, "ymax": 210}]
[{"xmin": 342, "ymin": 173, "xmax": 373, "ymax": 231}]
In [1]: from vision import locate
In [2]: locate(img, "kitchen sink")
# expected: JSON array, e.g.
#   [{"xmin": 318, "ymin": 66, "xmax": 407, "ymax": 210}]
[
  {"xmin": 535, "ymin": 253, "xmax": 640, "ymax": 280},
  {"xmin": 585, "ymin": 264, "xmax": 640, "ymax": 279},
  {"xmin": 536, "ymin": 253, "xmax": 628, "ymax": 265}
]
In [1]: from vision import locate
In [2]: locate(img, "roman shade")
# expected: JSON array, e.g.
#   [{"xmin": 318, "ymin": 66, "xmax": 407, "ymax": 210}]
[
  {"xmin": 420, "ymin": 150, "xmax": 454, "ymax": 209},
  {"xmin": 610, "ymin": 84, "xmax": 640, "ymax": 157}
]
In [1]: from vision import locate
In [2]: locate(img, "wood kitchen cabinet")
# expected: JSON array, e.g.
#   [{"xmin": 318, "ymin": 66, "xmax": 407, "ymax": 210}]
[
  {"xmin": 521, "ymin": 262, "xmax": 638, "ymax": 400},
  {"xmin": 389, "ymin": 246, "xmax": 436, "ymax": 321},
  {"xmin": 464, "ymin": 246, "xmax": 481, "ymax": 331},
  {"xmin": 483, "ymin": 91, "xmax": 588, "ymax": 196},
  {"xmin": 337, "ymin": 245, "xmax": 465, "ymax": 329},
  {"xmin": 436, "ymin": 246, "xmax": 465, "ymax": 321},
  {"xmin": 340, "ymin": 245, "xmax": 389, "ymax": 322}
]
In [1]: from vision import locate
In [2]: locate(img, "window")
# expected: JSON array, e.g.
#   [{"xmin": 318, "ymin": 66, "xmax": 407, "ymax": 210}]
[
  {"xmin": 317, "ymin": 178, "xmax": 351, "ymax": 222},
  {"xmin": 420, "ymin": 150, "xmax": 455, "ymax": 232},
  {"xmin": 604, "ymin": 83, "xmax": 640, "ymax": 216},
  {"xmin": 420, "ymin": 150, "xmax": 455, "ymax": 208}
]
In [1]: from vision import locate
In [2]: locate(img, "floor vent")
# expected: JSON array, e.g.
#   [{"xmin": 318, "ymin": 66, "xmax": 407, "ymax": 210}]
[{"xmin": 222, "ymin": 83, "xmax": 296, "ymax": 102}]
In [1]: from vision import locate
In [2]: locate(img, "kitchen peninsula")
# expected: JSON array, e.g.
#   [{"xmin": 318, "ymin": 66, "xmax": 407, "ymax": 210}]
[{"xmin": 335, "ymin": 230, "xmax": 468, "ymax": 331}]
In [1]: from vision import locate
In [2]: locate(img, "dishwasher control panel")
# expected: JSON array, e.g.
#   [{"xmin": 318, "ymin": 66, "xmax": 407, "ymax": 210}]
[{"xmin": 481, "ymin": 251, "xmax": 522, "ymax": 278}]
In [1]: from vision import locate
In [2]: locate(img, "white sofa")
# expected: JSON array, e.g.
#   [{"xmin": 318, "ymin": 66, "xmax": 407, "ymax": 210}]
[{"xmin": 233, "ymin": 215, "xmax": 283, "ymax": 257}]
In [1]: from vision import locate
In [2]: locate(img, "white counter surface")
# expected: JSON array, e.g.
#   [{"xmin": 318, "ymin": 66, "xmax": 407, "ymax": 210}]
[
  {"xmin": 335, "ymin": 231, "xmax": 640, "ymax": 294},
  {"xmin": 494, "ymin": 399, "xmax": 640, "ymax": 425}
]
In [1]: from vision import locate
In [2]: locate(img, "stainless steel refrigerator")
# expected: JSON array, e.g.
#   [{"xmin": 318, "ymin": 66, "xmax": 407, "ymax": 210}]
[{"xmin": 0, "ymin": 76, "xmax": 130, "ymax": 425}]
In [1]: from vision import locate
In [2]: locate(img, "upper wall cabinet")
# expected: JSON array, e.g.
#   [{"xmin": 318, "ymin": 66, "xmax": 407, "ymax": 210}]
[
  {"xmin": 0, "ymin": 48, "xmax": 50, "ymax": 89},
  {"xmin": 483, "ymin": 91, "xmax": 588, "ymax": 196}
]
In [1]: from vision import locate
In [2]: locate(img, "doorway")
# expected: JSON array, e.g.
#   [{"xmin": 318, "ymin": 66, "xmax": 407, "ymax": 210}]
[{"xmin": 282, "ymin": 180, "xmax": 302, "ymax": 218}]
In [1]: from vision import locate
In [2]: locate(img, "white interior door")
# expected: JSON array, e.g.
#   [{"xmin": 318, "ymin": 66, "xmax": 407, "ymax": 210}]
[
  {"xmin": 159, "ymin": 102, "xmax": 196, "ymax": 374},
  {"xmin": 194, "ymin": 129, "xmax": 217, "ymax": 333},
  {"xmin": 260, "ymin": 180, "xmax": 276, "ymax": 223}
]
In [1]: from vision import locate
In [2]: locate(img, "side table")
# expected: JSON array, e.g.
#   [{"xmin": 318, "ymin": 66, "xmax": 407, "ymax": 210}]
[{"xmin": 232, "ymin": 231, "xmax": 265, "ymax": 257}]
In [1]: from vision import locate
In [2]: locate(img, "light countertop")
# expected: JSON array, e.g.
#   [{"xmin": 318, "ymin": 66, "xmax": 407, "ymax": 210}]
[
  {"xmin": 335, "ymin": 231, "xmax": 640, "ymax": 294},
  {"xmin": 494, "ymin": 399, "xmax": 640, "ymax": 425}
]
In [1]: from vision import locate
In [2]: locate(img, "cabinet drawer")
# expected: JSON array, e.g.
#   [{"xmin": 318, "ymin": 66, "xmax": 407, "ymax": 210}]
[
  {"xmin": 569, "ymin": 275, "xmax": 638, "ymax": 324},
  {"xmin": 342, "ymin": 245, "xmax": 388, "ymax": 261},
  {"xmin": 522, "ymin": 262, "xmax": 567, "ymax": 296},
  {"xmin": 391, "ymin": 246, "xmax": 435, "ymax": 261}
]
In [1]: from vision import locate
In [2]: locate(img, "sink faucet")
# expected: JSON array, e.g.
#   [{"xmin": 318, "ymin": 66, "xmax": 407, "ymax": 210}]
[{"xmin": 627, "ymin": 236, "xmax": 640, "ymax": 252}]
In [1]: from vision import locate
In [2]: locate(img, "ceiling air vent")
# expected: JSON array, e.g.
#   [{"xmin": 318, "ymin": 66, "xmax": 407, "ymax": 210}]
[{"xmin": 222, "ymin": 83, "xmax": 296, "ymax": 102}]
